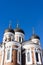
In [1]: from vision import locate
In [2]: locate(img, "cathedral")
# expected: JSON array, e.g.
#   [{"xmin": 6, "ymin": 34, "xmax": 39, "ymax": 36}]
[{"xmin": 0, "ymin": 24, "xmax": 43, "ymax": 65}]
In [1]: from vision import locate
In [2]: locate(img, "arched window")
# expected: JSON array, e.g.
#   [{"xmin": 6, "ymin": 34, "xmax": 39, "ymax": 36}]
[
  {"xmin": 7, "ymin": 50, "xmax": 10, "ymax": 60},
  {"xmin": 22, "ymin": 38, "xmax": 23, "ymax": 41},
  {"xmin": 27, "ymin": 52, "xmax": 30, "ymax": 62},
  {"xmin": 26, "ymin": 49, "xmax": 32, "ymax": 64},
  {"xmin": 19, "ymin": 37, "xmax": 24, "ymax": 42},
  {"xmin": 19, "ymin": 37, "xmax": 21, "ymax": 42},
  {"xmin": 6, "ymin": 48, "xmax": 12, "ymax": 62},
  {"xmin": 40, "ymin": 53, "xmax": 42, "ymax": 62},
  {"xmin": 19, "ymin": 51, "xmax": 20, "ymax": 62},
  {"xmin": 17, "ymin": 51, "xmax": 21, "ymax": 64},
  {"xmin": 35, "ymin": 52, "xmax": 39, "ymax": 62}
]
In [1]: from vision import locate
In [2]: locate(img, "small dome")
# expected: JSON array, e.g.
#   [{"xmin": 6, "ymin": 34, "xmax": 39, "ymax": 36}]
[
  {"xmin": 14, "ymin": 28, "xmax": 25, "ymax": 34},
  {"xmin": 5, "ymin": 28, "xmax": 15, "ymax": 34},
  {"xmin": 30, "ymin": 34, "xmax": 40, "ymax": 40}
]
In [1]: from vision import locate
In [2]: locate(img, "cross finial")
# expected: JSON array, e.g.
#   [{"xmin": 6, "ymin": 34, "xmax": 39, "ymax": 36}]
[
  {"xmin": 9, "ymin": 20, "xmax": 12, "ymax": 29},
  {"xmin": 16, "ymin": 20, "xmax": 19, "ymax": 28},
  {"xmin": 17, "ymin": 23, "xmax": 19, "ymax": 28}
]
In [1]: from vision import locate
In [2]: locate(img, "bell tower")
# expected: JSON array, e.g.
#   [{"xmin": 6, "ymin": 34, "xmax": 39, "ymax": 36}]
[{"xmin": 3, "ymin": 24, "xmax": 15, "ymax": 43}]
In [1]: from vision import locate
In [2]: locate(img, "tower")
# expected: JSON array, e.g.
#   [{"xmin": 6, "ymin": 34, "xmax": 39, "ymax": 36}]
[
  {"xmin": 14, "ymin": 24, "xmax": 25, "ymax": 65},
  {"xmin": 1, "ymin": 25, "xmax": 21, "ymax": 65},
  {"xmin": 14, "ymin": 24, "xmax": 25, "ymax": 43}
]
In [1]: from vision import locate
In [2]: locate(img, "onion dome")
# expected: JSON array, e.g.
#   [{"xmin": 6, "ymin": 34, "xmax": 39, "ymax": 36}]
[
  {"xmin": 29, "ymin": 27, "xmax": 40, "ymax": 40},
  {"xmin": 14, "ymin": 24, "xmax": 25, "ymax": 34},
  {"xmin": 5, "ymin": 23, "xmax": 15, "ymax": 34},
  {"xmin": 5, "ymin": 28, "xmax": 14, "ymax": 34},
  {"xmin": 30, "ymin": 34, "xmax": 40, "ymax": 40}
]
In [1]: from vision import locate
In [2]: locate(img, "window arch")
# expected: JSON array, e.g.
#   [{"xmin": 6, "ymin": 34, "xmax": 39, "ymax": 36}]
[
  {"xmin": 17, "ymin": 51, "xmax": 21, "ymax": 64},
  {"xmin": 26, "ymin": 49, "xmax": 32, "ymax": 64},
  {"xmin": 35, "ymin": 52, "xmax": 39, "ymax": 62},
  {"xmin": 7, "ymin": 50, "xmax": 10, "ymax": 60},
  {"xmin": 27, "ymin": 52, "xmax": 30, "ymax": 62},
  {"xmin": 19, "ymin": 37, "xmax": 21, "ymax": 42},
  {"xmin": 6, "ymin": 48, "xmax": 12, "ymax": 62}
]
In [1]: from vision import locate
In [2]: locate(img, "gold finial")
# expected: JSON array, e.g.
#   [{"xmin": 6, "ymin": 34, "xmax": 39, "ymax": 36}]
[
  {"xmin": 9, "ymin": 20, "xmax": 12, "ymax": 29},
  {"xmin": 32, "ymin": 27, "xmax": 35, "ymax": 35}
]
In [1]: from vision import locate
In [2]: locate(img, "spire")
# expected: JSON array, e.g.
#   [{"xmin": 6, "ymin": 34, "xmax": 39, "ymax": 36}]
[
  {"xmin": 9, "ymin": 21, "xmax": 12, "ymax": 29},
  {"xmin": 16, "ymin": 20, "xmax": 19, "ymax": 28},
  {"xmin": 32, "ymin": 27, "xmax": 35, "ymax": 35},
  {"xmin": 17, "ymin": 23, "xmax": 19, "ymax": 28}
]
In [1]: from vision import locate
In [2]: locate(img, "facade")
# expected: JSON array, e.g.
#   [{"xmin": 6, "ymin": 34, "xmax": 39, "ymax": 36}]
[{"xmin": 0, "ymin": 24, "xmax": 43, "ymax": 65}]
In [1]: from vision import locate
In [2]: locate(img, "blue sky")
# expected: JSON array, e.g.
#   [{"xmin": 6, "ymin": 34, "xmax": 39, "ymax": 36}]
[{"xmin": 0, "ymin": 0, "xmax": 43, "ymax": 48}]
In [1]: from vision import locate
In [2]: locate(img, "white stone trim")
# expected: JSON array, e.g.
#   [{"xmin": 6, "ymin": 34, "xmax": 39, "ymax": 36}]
[
  {"xmin": 4, "ymin": 32, "xmax": 14, "ymax": 36},
  {"xmin": 5, "ymin": 41, "xmax": 20, "ymax": 47},
  {"xmin": 1, "ymin": 52, "xmax": 3, "ymax": 65},
  {"xmin": 1, "ymin": 50, "xmax": 4, "ymax": 65},
  {"xmin": 12, "ymin": 47, "xmax": 20, "ymax": 50},
  {"xmin": 33, "ymin": 49, "xmax": 36, "ymax": 64},
  {"xmin": 17, "ymin": 50, "xmax": 21, "ymax": 64},
  {"xmin": 23, "ymin": 43, "xmax": 41, "ymax": 50},
  {"xmin": 15, "ymin": 32, "xmax": 24, "ymax": 37},
  {"xmin": 38, "ymin": 53, "xmax": 42, "ymax": 64}
]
